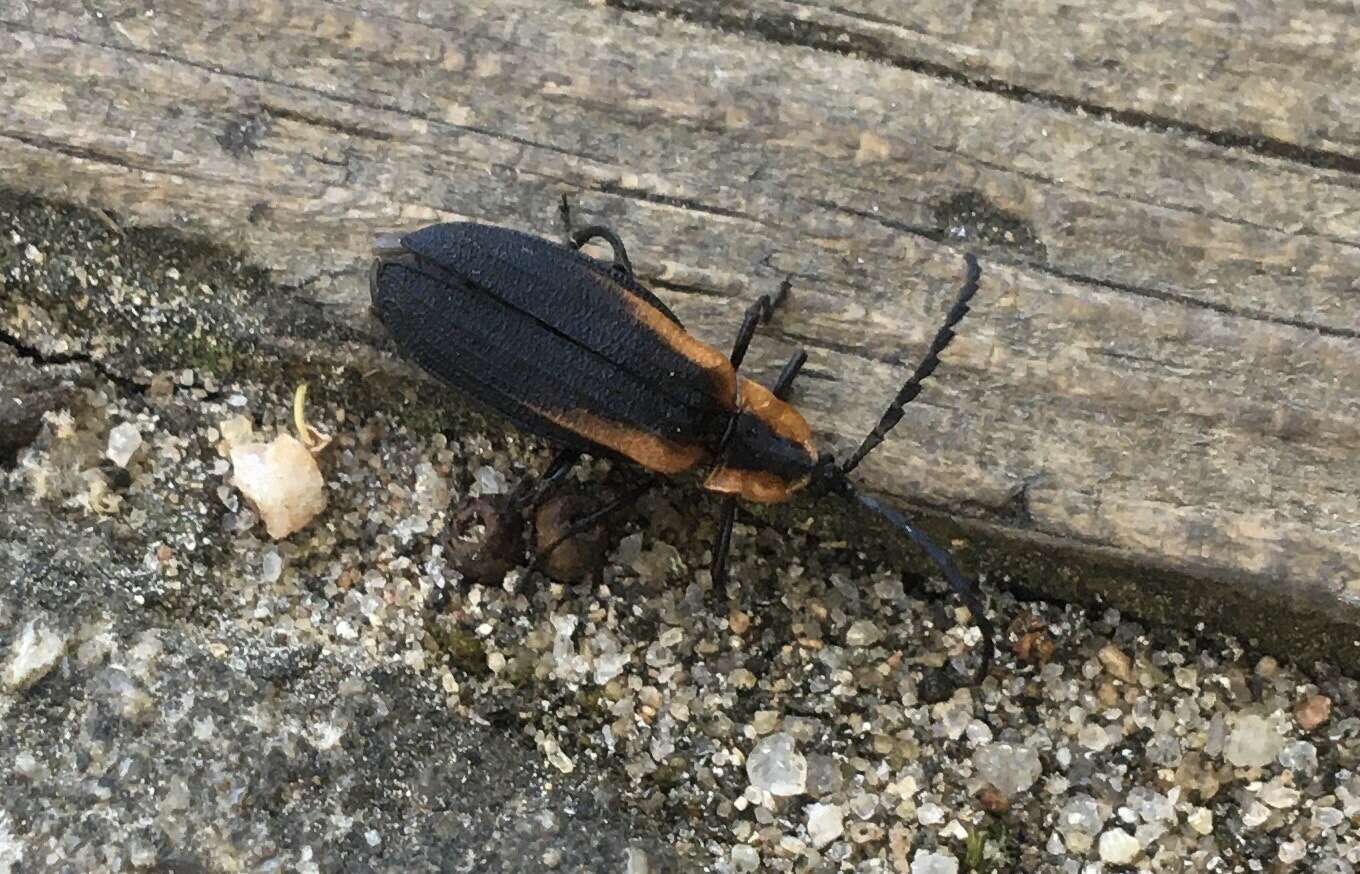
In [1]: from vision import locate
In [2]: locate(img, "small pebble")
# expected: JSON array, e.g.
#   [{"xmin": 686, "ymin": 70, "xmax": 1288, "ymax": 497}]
[
  {"xmin": 730, "ymin": 845, "xmax": 760, "ymax": 872},
  {"xmin": 972, "ymin": 742, "xmax": 1042, "ymax": 798},
  {"xmin": 910, "ymin": 850, "xmax": 958, "ymax": 874},
  {"xmin": 747, "ymin": 733, "xmax": 806, "ymax": 797},
  {"xmin": 1098, "ymin": 829, "xmax": 1140, "ymax": 864},
  {"xmin": 1097, "ymin": 644, "xmax": 1134, "ymax": 682},
  {"xmin": 3, "ymin": 620, "xmax": 68, "ymax": 692},
  {"xmin": 1294, "ymin": 693, "xmax": 1332, "ymax": 730},
  {"xmin": 1013, "ymin": 629, "xmax": 1056, "ymax": 663},
  {"xmin": 1278, "ymin": 839, "xmax": 1307, "ymax": 864},
  {"xmin": 624, "ymin": 848, "xmax": 649, "ymax": 874},
  {"xmin": 845, "ymin": 620, "xmax": 882, "ymax": 647},
  {"xmin": 230, "ymin": 433, "xmax": 327, "ymax": 539},
  {"xmin": 1079, "ymin": 723, "xmax": 1112, "ymax": 751},
  {"xmin": 1242, "ymin": 801, "xmax": 1271, "ymax": 828},
  {"xmin": 1278, "ymin": 740, "xmax": 1317, "ymax": 773},
  {"xmin": 1260, "ymin": 781, "xmax": 1300, "ymax": 809},
  {"xmin": 976, "ymin": 785, "xmax": 1010, "ymax": 813},
  {"xmin": 806, "ymin": 803, "xmax": 844, "ymax": 848},
  {"xmin": 472, "ymin": 465, "xmax": 507, "ymax": 495},
  {"xmin": 1224, "ymin": 713, "xmax": 1285, "ymax": 768},
  {"xmin": 106, "ymin": 422, "xmax": 143, "ymax": 468},
  {"xmin": 1058, "ymin": 795, "xmax": 1106, "ymax": 852},
  {"xmin": 917, "ymin": 802, "xmax": 946, "ymax": 826}
]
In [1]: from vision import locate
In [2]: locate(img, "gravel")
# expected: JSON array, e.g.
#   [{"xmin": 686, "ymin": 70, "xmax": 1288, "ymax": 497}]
[{"xmin": 4, "ymin": 191, "xmax": 1360, "ymax": 872}]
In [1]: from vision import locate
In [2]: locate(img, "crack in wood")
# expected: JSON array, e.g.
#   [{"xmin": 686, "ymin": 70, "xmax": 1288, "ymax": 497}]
[
  {"xmin": 1037, "ymin": 262, "xmax": 1360, "ymax": 343},
  {"xmin": 0, "ymin": 20, "xmax": 608, "ymax": 167},
  {"xmin": 602, "ymin": 0, "xmax": 1360, "ymax": 179},
  {"xmin": 826, "ymin": 198, "xmax": 1360, "ymax": 342},
  {"xmin": 261, "ymin": 104, "xmax": 394, "ymax": 142},
  {"xmin": 1, "ymin": 129, "xmax": 173, "ymax": 176},
  {"xmin": 934, "ymin": 144, "xmax": 1360, "ymax": 252}
]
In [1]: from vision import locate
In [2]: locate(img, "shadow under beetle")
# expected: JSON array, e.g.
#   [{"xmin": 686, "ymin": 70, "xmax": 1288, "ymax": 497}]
[{"xmin": 370, "ymin": 198, "xmax": 995, "ymax": 679}]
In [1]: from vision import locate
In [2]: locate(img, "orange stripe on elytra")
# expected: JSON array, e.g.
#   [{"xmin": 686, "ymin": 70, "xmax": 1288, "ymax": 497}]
[
  {"xmin": 617, "ymin": 290, "xmax": 739, "ymax": 408},
  {"xmin": 530, "ymin": 406, "xmax": 708, "ymax": 474}
]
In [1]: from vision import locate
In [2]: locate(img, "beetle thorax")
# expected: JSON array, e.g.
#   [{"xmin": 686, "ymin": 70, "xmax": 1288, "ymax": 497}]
[{"xmin": 702, "ymin": 378, "xmax": 819, "ymax": 503}]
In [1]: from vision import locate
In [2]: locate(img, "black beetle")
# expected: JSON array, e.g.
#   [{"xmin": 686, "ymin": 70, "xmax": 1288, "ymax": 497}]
[{"xmin": 370, "ymin": 199, "xmax": 994, "ymax": 678}]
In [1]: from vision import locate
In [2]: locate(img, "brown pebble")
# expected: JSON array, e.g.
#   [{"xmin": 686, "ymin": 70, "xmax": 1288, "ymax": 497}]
[
  {"xmin": 1097, "ymin": 644, "xmax": 1135, "ymax": 683},
  {"xmin": 534, "ymin": 492, "xmax": 609, "ymax": 584},
  {"xmin": 336, "ymin": 566, "xmax": 361, "ymax": 591},
  {"xmin": 976, "ymin": 784, "xmax": 1011, "ymax": 813},
  {"xmin": 1294, "ymin": 693, "xmax": 1332, "ymax": 731},
  {"xmin": 888, "ymin": 824, "xmax": 914, "ymax": 873},
  {"xmin": 1174, "ymin": 752, "xmax": 1221, "ymax": 801},
  {"xmin": 729, "ymin": 609, "xmax": 751, "ymax": 635},
  {"xmin": 147, "ymin": 373, "xmax": 176, "ymax": 401},
  {"xmin": 1014, "ymin": 630, "xmax": 1056, "ymax": 664},
  {"xmin": 448, "ymin": 494, "xmax": 525, "ymax": 586},
  {"xmin": 1096, "ymin": 681, "xmax": 1120, "ymax": 708}
]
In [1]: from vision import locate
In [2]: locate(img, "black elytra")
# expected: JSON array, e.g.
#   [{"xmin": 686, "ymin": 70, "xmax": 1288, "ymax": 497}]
[{"xmin": 369, "ymin": 199, "xmax": 995, "ymax": 681}]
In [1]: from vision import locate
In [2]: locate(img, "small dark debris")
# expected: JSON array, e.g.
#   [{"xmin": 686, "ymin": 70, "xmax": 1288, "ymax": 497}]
[
  {"xmin": 918, "ymin": 666, "xmax": 957, "ymax": 704},
  {"xmin": 931, "ymin": 190, "xmax": 1047, "ymax": 261},
  {"xmin": 216, "ymin": 115, "xmax": 271, "ymax": 158},
  {"xmin": 535, "ymin": 491, "xmax": 611, "ymax": 585},
  {"xmin": 447, "ymin": 494, "xmax": 525, "ymax": 587}
]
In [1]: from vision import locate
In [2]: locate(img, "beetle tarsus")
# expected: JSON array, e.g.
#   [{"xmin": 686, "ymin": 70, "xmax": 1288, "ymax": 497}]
[
  {"xmin": 558, "ymin": 193, "xmax": 575, "ymax": 243},
  {"xmin": 571, "ymin": 225, "xmax": 634, "ymax": 277}
]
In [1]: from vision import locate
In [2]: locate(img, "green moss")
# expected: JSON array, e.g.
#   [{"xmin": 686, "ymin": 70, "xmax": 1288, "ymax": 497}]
[
  {"xmin": 500, "ymin": 649, "xmax": 537, "ymax": 688},
  {"xmin": 960, "ymin": 818, "xmax": 1011, "ymax": 873},
  {"xmin": 426, "ymin": 622, "xmax": 490, "ymax": 678}
]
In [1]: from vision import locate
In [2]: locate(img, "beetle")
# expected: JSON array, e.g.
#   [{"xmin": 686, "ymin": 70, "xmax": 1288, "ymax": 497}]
[{"xmin": 370, "ymin": 199, "xmax": 995, "ymax": 678}]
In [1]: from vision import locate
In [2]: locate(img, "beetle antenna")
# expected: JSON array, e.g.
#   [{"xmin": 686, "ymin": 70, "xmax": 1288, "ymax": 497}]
[
  {"xmin": 840, "ymin": 481, "xmax": 994, "ymax": 682},
  {"xmin": 842, "ymin": 253, "xmax": 980, "ymax": 473}
]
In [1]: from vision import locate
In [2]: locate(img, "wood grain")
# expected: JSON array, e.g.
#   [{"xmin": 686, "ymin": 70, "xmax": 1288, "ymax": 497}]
[{"xmin": 2, "ymin": 0, "xmax": 1357, "ymax": 663}]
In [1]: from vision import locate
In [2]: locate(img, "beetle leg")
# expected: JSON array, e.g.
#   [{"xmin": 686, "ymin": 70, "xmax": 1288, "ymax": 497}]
[
  {"xmin": 730, "ymin": 277, "xmax": 792, "ymax": 369},
  {"xmin": 710, "ymin": 497, "xmax": 739, "ymax": 589},
  {"xmin": 571, "ymin": 226, "xmax": 634, "ymax": 278},
  {"xmin": 532, "ymin": 478, "xmax": 656, "ymax": 565},
  {"xmin": 842, "ymin": 253, "xmax": 980, "ymax": 473},
  {"xmin": 558, "ymin": 193, "xmax": 576, "ymax": 243},
  {"xmin": 560, "ymin": 195, "xmax": 635, "ymax": 277},
  {"xmin": 771, "ymin": 349, "xmax": 808, "ymax": 400},
  {"xmin": 513, "ymin": 448, "xmax": 583, "ymax": 509}
]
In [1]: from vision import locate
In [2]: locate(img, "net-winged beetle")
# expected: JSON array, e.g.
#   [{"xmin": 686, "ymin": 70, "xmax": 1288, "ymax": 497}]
[{"xmin": 370, "ymin": 198, "xmax": 995, "ymax": 679}]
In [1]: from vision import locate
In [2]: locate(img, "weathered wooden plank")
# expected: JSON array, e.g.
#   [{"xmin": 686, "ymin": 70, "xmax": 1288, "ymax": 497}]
[
  {"xmin": 613, "ymin": 0, "xmax": 1360, "ymax": 166},
  {"xmin": 1, "ymin": 0, "xmax": 1358, "ymax": 662}
]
